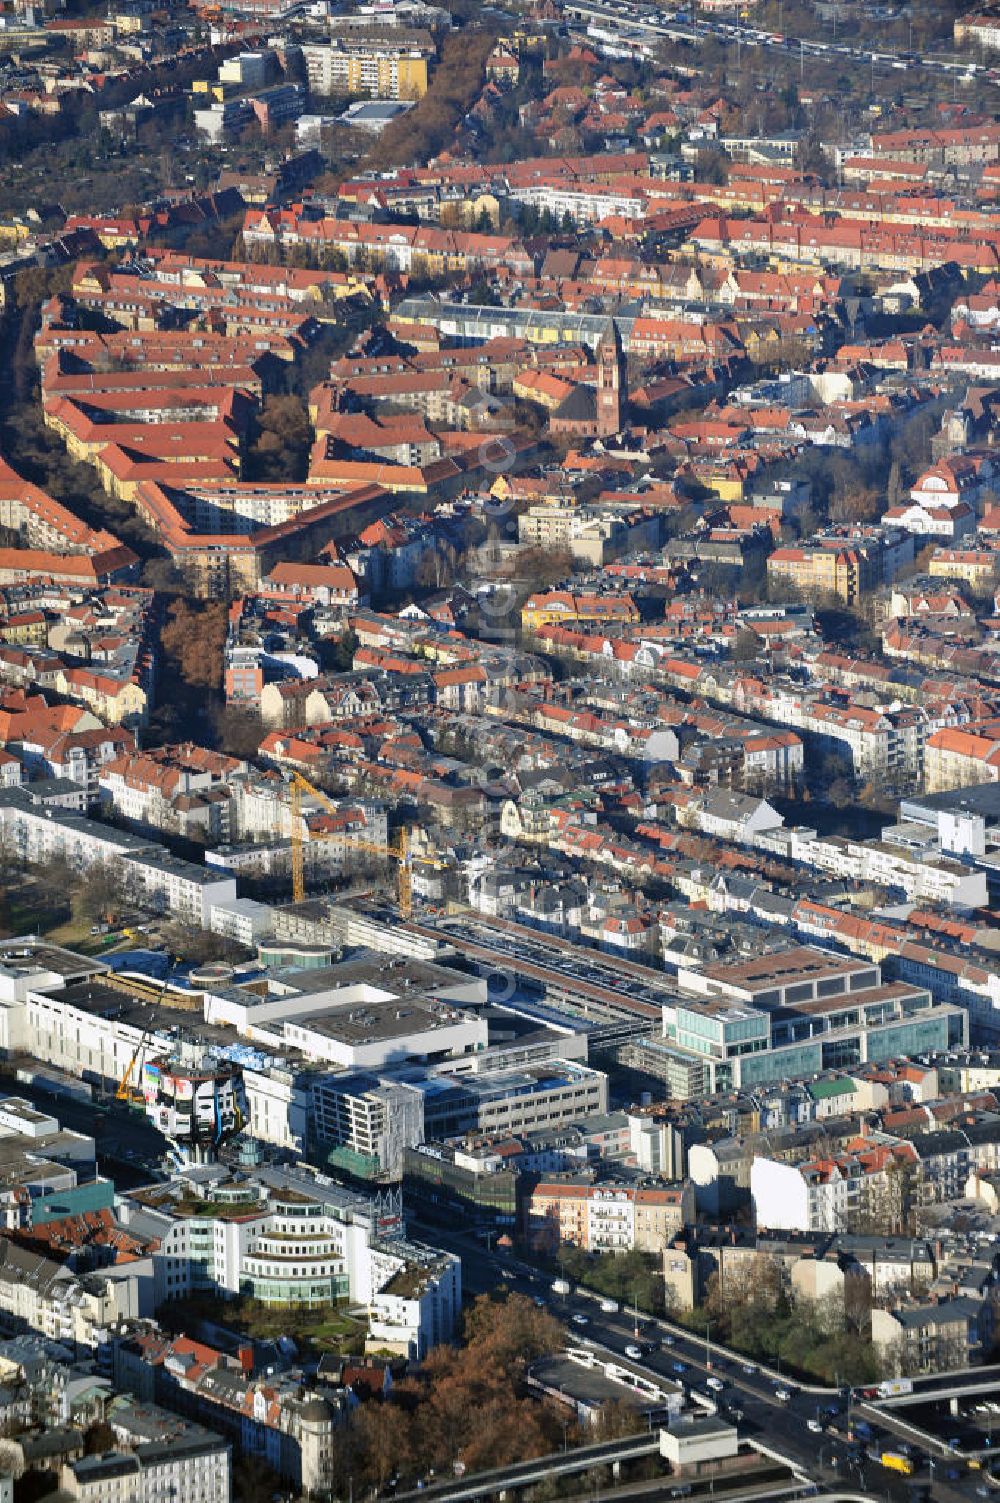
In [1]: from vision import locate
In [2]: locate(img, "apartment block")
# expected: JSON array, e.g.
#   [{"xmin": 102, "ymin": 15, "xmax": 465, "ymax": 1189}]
[
  {"xmin": 114, "ymin": 1331, "xmax": 344, "ymax": 1498},
  {"xmin": 767, "ymin": 529, "xmax": 913, "ymax": 604},
  {"xmin": 750, "ymin": 1144, "xmax": 916, "ymax": 1234},
  {"xmin": 0, "ymin": 1238, "xmax": 140, "ymax": 1353},
  {"xmin": 0, "ymin": 788, "xmax": 238, "ymax": 929},
  {"xmin": 300, "ymin": 42, "xmax": 429, "ymax": 99},
  {"xmin": 872, "ymin": 1298, "xmax": 992, "ymax": 1372},
  {"xmin": 525, "ymin": 1177, "xmax": 695, "ymax": 1254},
  {"xmin": 61, "ymin": 1432, "xmax": 230, "ymax": 1503},
  {"xmin": 924, "ymin": 723, "xmax": 1000, "ymax": 793}
]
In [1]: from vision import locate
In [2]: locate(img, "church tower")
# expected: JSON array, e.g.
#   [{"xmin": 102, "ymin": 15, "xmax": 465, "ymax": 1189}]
[{"xmin": 596, "ymin": 319, "xmax": 624, "ymax": 438}]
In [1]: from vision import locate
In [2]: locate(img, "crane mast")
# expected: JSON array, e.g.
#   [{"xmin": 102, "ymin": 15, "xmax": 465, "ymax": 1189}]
[{"xmin": 288, "ymin": 771, "xmax": 414, "ymax": 918}]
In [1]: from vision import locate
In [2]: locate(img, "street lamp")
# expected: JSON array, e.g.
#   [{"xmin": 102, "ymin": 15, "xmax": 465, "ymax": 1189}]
[{"xmin": 705, "ymin": 1321, "xmax": 713, "ymax": 1372}]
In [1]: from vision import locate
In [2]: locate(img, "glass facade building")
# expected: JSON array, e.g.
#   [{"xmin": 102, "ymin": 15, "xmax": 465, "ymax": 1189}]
[{"xmin": 657, "ymin": 946, "xmax": 967, "ymax": 1097}]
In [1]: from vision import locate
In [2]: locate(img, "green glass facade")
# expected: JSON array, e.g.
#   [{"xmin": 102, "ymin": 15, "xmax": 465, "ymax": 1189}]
[{"xmin": 665, "ymin": 973, "xmax": 961, "ymax": 1095}]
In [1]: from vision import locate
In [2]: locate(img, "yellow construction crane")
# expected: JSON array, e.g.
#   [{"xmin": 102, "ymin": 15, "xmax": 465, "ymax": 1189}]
[
  {"xmin": 116, "ymin": 1022, "xmax": 155, "ymax": 1103},
  {"xmin": 288, "ymin": 771, "xmax": 413, "ymax": 915}
]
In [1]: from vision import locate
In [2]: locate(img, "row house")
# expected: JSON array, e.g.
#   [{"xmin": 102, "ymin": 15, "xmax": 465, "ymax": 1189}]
[
  {"xmin": 924, "ymin": 723, "xmax": 1000, "ymax": 793},
  {"xmin": 0, "ymin": 1239, "xmax": 139, "ymax": 1354},
  {"xmin": 242, "ymin": 211, "xmax": 535, "ymax": 279},
  {"xmin": 778, "ymin": 826, "xmax": 988, "ymax": 907},
  {"xmin": 98, "ymin": 744, "xmax": 247, "ymax": 841},
  {"xmin": 869, "ymin": 122, "xmax": 1000, "ymax": 167},
  {"xmin": 521, "ymin": 590, "xmax": 641, "ymax": 631},
  {"xmin": 34, "ymin": 316, "xmax": 298, "ymax": 372},
  {"xmin": 750, "ymin": 1143, "xmax": 917, "ymax": 1235},
  {"xmin": 692, "ymin": 212, "xmax": 1000, "ymax": 275},
  {"xmin": 928, "ymin": 546, "xmax": 1000, "ymax": 588},
  {"xmin": 524, "ymin": 1177, "xmax": 695, "ymax": 1254},
  {"xmin": 872, "ymin": 1297, "xmax": 992, "ymax": 1374},
  {"xmin": 0, "ymin": 693, "xmax": 136, "ymax": 805}
]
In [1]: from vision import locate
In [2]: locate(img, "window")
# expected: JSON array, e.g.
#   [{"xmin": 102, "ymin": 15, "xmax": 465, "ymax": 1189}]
[{"xmin": 785, "ymin": 982, "xmax": 814, "ymax": 1004}]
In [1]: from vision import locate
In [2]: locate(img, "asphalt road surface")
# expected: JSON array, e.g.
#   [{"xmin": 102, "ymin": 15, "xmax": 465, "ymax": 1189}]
[{"xmin": 414, "ymin": 1220, "xmax": 987, "ymax": 1503}]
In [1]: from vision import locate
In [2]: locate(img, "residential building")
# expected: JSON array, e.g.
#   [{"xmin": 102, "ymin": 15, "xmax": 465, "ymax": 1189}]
[
  {"xmin": 300, "ymin": 41, "xmax": 430, "ymax": 99},
  {"xmin": 524, "ymin": 1177, "xmax": 695, "ymax": 1253}
]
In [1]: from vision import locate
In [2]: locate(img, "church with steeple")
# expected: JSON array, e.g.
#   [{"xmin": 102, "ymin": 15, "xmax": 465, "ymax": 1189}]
[
  {"xmin": 548, "ymin": 318, "xmax": 626, "ymax": 440},
  {"xmin": 595, "ymin": 317, "xmax": 624, "ymax": 438}
]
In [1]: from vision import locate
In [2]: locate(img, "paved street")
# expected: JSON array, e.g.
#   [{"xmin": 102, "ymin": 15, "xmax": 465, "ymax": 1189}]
[{"xmin": 415, "ymin": 1221, "xmax": 991, "ymax": 1503}]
